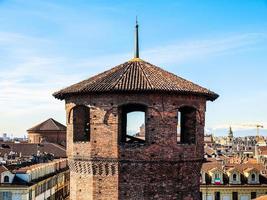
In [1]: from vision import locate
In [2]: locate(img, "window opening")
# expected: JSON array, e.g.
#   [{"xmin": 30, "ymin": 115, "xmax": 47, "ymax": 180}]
[
  {"xmin": 120, "ymin": 104, "xmax": 146, "ymax": 144},
  {"xmin": 72, "ymin": 105, "xmax": 90, "ymax": 142}
]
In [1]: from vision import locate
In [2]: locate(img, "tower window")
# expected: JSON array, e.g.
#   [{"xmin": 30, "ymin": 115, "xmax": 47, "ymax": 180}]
[
  {"xmin": 71, "ymin": 105, "xmax": 90, "ymax": 142},
  {"xmin": 177, "ymin": 106, "xmax": 197, "ymax": 144},
  {"xmin": 119, "ymin": 104, "xmax": 146, "ymax": 144}
]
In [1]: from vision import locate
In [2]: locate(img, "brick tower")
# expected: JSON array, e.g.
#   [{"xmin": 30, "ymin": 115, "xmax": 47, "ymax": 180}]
[{"xmin": 53, "ymin": 21, "xmax": 218, "ymax": 200}]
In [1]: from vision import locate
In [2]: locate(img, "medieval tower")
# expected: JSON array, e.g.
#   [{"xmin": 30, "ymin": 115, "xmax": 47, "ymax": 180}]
[{"xmin": 53, "ymin": 21, "xmax": 218, "ymax": 200}]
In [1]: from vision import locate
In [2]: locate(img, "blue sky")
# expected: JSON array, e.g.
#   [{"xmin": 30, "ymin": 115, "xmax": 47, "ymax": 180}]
[{"xmin": 0, "ymin": 0, "xmax": 267, "ymax": 137}]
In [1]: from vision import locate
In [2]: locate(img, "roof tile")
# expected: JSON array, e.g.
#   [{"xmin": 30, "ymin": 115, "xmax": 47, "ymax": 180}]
[
  {"xmin": 53, "ymin": 59, "xmax": 218, "ymax": 101},
  {"xmin": 27, "ymin": 118, "xmax": 66, "ymax": 132}
]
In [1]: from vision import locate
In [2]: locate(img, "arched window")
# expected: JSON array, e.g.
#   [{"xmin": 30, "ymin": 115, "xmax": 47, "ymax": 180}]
[
  {"xmin": 233, "ymin": 173, "xmax": 237, "ymax": 181},
  {"xmin": 72, "ymin": 105, "xmax": 90, "ymax": 142},
  {"xmin": 177, "ymin": 106, "xmax": 197, "ymax": 144},
  {"xmin": 215, "ymin": 173, "xmax": 219, "ymax": 179},
  {"xmin": 251, "ymin": 173, "xmax": 256, "ymax": 182},
  {"xmin": 4, "ymin": 176, "xmax": 9, "ymax": 183},
  {"xmin": 119, "ymin": 104, "xmax": 147, "ymax": 144}
]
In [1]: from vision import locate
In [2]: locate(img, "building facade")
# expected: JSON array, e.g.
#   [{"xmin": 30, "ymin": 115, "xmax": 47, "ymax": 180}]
[
  {"xmin": 27, "ymin": 118, "xmax": 66, "ymax": 147},
  {"xmin": 0, "ymin": 159, "xmax": 69, "ymax": 200},
  {"xmin": 201, "ymin": 159, "xmax": 267, "ymax": 200}
]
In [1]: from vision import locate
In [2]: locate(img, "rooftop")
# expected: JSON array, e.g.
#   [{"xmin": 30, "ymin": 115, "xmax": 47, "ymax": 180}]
[
  {"xmin": 13, "ymin": 158, "xmax": 67, "ymax": 174},
  {"xmin": 0, "ymin": 142, "xmax": 66, "ymax": 158},
  {"xmin": 0, "ymin": 165, "xmax": 8, "ymax": 174},
  {"xmin": 27, "ymin": 118, "xmax": 66, "ymax": 132},
  {"xmin": 53, "ymin": 58, "xmax": 218, "ymax": 101}
]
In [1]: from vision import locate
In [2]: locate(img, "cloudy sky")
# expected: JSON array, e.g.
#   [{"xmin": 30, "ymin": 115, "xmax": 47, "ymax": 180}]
[{"xmin": 1, "ymin": 0, "xmax": 267, "ymax": 137}]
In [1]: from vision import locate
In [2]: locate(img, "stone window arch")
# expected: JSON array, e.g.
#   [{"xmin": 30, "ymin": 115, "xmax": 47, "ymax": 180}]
[
  {"xmin": 4, "ymin": 175, "xmax": 9, "ymax": 183},
  {"xmin": 119, "ymin": 103, "xmax": 147, "ymax": 144},
  {"xmin": 177, "ymin": 106, "xmax": 197, "ymax": 144},
  {"xmin": 71, "ymin": 105, "xmax": 90, "ymax": 142}
]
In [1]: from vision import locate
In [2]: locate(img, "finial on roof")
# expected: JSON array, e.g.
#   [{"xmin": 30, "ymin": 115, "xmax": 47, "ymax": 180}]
[{"xmin": 134, "ymin": 16, "xmax": 139, "ymax": 58}]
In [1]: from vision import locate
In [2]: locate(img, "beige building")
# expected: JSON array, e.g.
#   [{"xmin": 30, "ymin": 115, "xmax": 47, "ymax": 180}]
[
  {"xmin": 200, "ymin": 158, "xmax": 267, "ymax": 200},
  {"xmin": 27, "ymin": 118, "xmax": 66, "ymax": 147},
  {"xmin": 0, "ymin": 159, "xmax": 69, "ymax": 200}
]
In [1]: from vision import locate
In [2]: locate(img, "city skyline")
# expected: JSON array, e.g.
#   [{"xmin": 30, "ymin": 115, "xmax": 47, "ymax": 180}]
[{"xmin": 1, "ymin": 0, "xmax": 267, "ymax": 137}]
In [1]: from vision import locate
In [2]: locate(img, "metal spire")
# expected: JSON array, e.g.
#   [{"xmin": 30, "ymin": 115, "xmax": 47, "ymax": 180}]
[{"xmin": 134, "ymin": 17, "xmax": 139, "ymax": 58}]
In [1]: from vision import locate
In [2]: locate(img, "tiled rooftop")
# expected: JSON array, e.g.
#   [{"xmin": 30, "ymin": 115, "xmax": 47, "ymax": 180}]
[
  {"xmin": 0, "ymin": 142, "xmax": 66, "ymax": 158},
  {"xmin": 27, "ymin": 118, "xmax": 66, "ymax": 132},
  {"xmin": 53, "ymin": 58, "xmax": 219, "ymax": 101}
]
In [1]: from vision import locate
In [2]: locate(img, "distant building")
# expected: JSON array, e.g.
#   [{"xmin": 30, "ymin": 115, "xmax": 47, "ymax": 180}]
[
  {"xmin": 204, "ymin": 134, "xmax": 215, "ymax": 147},
  {"xmin": 255, "ymin": 146, "xmax": 267, "ymax": 164},
  {"xmin": 257, "ymin": 137, "xmax": 267, "ymax": 147},
  {"xmin": 27, "ymin": 118, "xmax": 66, "ymax": 146},
  {"xmin": 0, "ymin": 142, "xmax": 66, "ymax": 166},
  {"xmin": 200, "ymin": 158, "xmax": 267, "ymax": 200},
  {"xmin": 0, "ymin": 166, "xmax": 14, "ymax": 184},
  {"xmin": 2, "ymin": 133, "xmax": 10, "ymax": 142},
  {"xmin": 227, "ymin": 127, "xmax": 234, "ymax": 147},
  {"xmin": 0, "ymin": 159, "xmax": 69, "ymax": 200}
]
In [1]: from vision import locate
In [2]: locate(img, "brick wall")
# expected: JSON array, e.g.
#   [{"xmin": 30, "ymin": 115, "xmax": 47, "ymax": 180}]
[{"xmin": 66, "ymin": 93, "xmax": 206, "ymax": 200}]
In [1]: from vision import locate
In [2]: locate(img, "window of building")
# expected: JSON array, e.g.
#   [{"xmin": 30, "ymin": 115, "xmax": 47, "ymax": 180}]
[
  {"xmin": 0, "ymin": 192, "xmax": 12, "ymax": 200},
  {"xmin": 233, "ymin": 173, "xmax": 237, "ymax": 181},
  {"xmin": 119, "ymin": 104, "xmax": 147, "ymax": 144},
  {"xmin": 177, "ymin": 106, "xmax": 197, "ymax": 144},
  {"xmin": 215, "ymin": 173, "xmax": 219, "ymax": 179},
  {"xmin": 215, "ymin": 192, "xmax": 220, "ymax": 200},
  {"xmin": 72, "ymin": 105, "xmax": 90, "ymax": 142},
  {"xmin": 251, "ymin": 192, "xmax": 257, "ymax": 199},
  {"xmin": 29, "ymin": 189, "xmax": 32, "ymax": 200},
  {"xmin": 232, "ymin": 192, "xmax": 238, "ymax": 200},
  {"xmin": 251, "ymin": 173, "xmax": 256, "ymax": 182},
  {"xmin": 4, "ymin": 175, "xmax": 9, "ymax": 183}
]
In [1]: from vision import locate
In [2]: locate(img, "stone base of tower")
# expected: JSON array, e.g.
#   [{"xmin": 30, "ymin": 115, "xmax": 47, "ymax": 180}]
[
  {"xmin": 69, "ymin": 172, "xmax": 93, "ymax": 200},
  {"xmin": 69, "ymin": 158, "xmax": 201, "ymax": 200},
  {"xmin": 69, "ymin": 159, "xmax": 119, "ymax": 200}
]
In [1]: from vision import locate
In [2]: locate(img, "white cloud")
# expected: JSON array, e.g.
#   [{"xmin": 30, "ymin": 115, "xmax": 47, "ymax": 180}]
[{"xmin": 143, "ymin": 32, "xmax": 267, "ymax": 65}]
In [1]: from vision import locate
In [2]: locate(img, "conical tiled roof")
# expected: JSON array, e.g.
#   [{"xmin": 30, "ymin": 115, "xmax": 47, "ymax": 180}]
[
  {"xmin": 27, "ymin": 118, "xmax": 66, "ymax": 132},
  {"xmin": 53, "ymin": 58, "xmax": 218, "ymax": 101}
]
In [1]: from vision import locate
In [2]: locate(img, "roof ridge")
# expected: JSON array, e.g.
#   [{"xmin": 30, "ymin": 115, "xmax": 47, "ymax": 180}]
[
  {"xmin": 49, "ymin": 118, "xmax": 60, "ymax": 131},
  {"xmin": 112, "ymin": 62, "xmax": 134, "ymax": 89},
  {"xmin": 27, "ymin": 119, "xmax": 49, "ymax": 131},
  {"xmin": 136, "ymin": 61, "xmax": 153, "ymax": 89},
  {"xmin": 141, "ymin": 60, "xmax": 177, "ymax": 90},
  {"xmin": 27, "ymin": 118, "xmax": 66, "ymax": 131}
]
